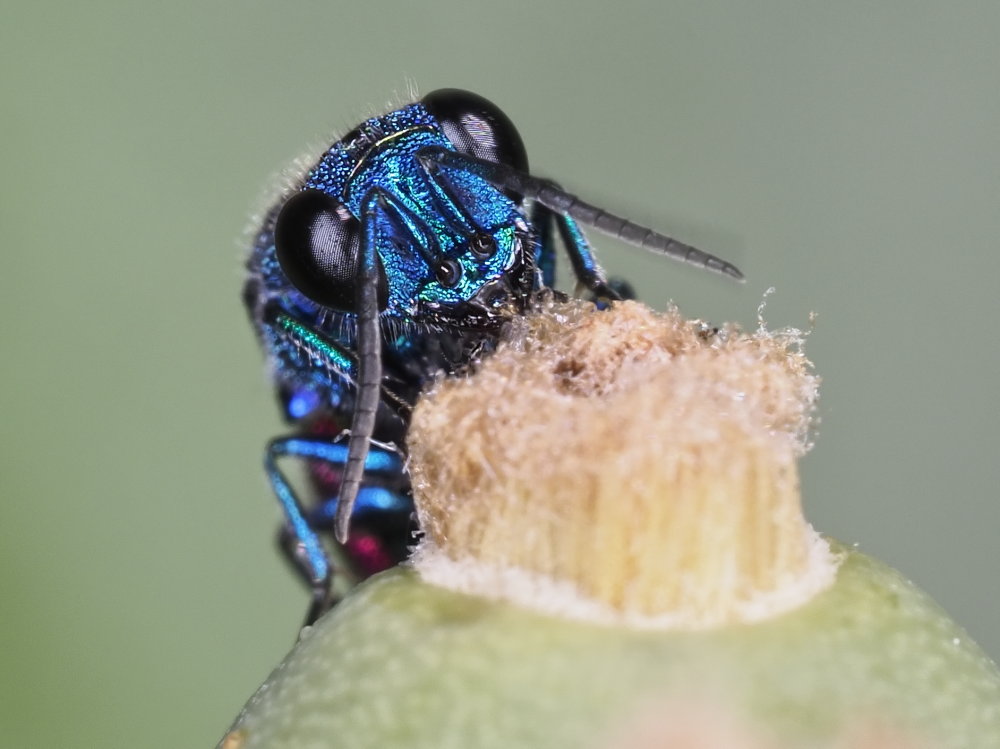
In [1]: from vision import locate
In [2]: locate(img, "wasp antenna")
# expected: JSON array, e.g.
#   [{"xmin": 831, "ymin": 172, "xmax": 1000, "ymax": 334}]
[
  {"xmin": 418, "ymin": 147, "xmax": 744, "ymax": 281},
  {"xmin": 534, "ymin": 182, "xmax": 745, "ymax": 281},
  {"xmin": 334, "ymin": 195, "xmax": 387, "ymax": 544}
]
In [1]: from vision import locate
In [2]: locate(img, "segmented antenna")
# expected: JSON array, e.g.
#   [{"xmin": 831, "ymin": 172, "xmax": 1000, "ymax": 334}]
[
  {"xmin": 334, "ymin": 192, "xmax": 387, "ymax": 543},
  {"xmin": 418, "ymin": 146, "xmax": 744, "ymax": 281}
]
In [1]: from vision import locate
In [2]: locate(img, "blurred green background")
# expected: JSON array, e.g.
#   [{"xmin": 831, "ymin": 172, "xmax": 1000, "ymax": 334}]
[{"xmin": 2, "ymin": 2, "xmax": 998, "ymax": 747}]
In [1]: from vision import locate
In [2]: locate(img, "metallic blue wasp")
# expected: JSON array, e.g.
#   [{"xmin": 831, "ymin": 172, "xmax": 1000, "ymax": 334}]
[{"xmin": 244, "ymin": 89, "xmax": 742, "ymax": 624}]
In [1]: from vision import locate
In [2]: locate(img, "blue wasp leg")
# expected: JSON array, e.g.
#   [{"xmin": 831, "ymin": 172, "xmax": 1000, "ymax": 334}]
[
  {"xmin": 553, "ymin": 210, "xmax": 621, "ymax": 301},
  {"xmin": 529, "ymin": 201, "xmax": 557, "ymax": 289},
  {"xmin": 533, "ymin": 201, "xmax": 636, "ymax": 303},
  {"xmin": 266, "ymin": 436, "xmax": 406, "ymax": 625},
  {"xmin": 530, "ymin": 199, "xmax": 621, "ymax": 301},
  {"xmin": 553, "ymin": 210, "xmax": 637, "ymax": 302},
  {"xmin": 257, "ymin": 303, "xmax": 398, "ymax": 623}
]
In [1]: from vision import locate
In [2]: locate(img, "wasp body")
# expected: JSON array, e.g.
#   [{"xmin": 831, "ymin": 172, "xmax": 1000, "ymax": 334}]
[{"xmin": 244, "ymin": 89, "xmax": 741, "ymax": 624}]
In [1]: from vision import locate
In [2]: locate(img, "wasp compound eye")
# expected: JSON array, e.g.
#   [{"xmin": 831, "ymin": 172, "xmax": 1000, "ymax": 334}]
[
  {"xmin": 274, "ymin": 189, "xmax": 387, "ymax": 312},
  {"xmin": 435, "ymin": 258, "xmax": 463, "ymax": 288},
  {"xmin": 422, "ymin": 88, "xmax": 528, "ymax": 174},
  {"xmin": 469, "ymin": 233, "xmax": 497, "ymax": 260}
]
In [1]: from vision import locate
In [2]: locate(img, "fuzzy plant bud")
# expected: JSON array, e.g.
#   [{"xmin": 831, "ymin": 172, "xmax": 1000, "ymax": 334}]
[{"xmin": 221, "ymin": 299, "xmax": 1000, "ymax": 749}]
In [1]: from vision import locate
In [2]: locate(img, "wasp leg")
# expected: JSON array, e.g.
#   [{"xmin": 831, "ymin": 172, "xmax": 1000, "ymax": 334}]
[
  {"xmin": 530, "ymin": 202, "xmax": 557, "ymax": 289},
  {"xmin": 274, "ymin": 524, "xmax": 337, "ymax": 628},
  {"xmin": 265, "ymin": 436, "xmax": 405, "ymax": 626},
  {"xmin": 275, "ymin": 494, "xmax": 411, "ymax": 628},
  {"xmin": 554, "ymin": 211, "xmax": 623, "ymax": 302},
  {"xmin": 532, "ymin": 201, "xmax": 621, "ymax": 302},
  {"xmin": 588, "ymin": 276, "xmax": 635, "ymax": 309}
]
